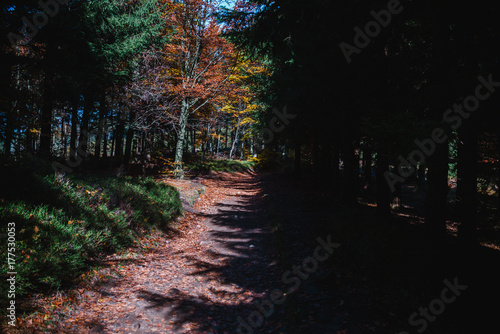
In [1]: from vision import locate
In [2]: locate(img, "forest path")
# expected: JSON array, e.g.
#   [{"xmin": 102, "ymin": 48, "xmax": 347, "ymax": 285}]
[{"xmin": 46, "ymin": 172, "xmax": 286, "ymax": 333}]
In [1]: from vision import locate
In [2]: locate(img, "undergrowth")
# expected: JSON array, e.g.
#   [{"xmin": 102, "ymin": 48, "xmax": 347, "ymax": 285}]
[{"xmin": 0, "ymin": 166, "xmax": 182, "ymax": 309}]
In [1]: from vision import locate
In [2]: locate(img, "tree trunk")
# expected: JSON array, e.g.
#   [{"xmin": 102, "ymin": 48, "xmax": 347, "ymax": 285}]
[
  {"xmin": 332, "ymin": 139, "xmax": 340, "ymax": 194},
  {"xmin": 456, "ymin": 121, "xmax": 478, "ymax": 245},
  {"xmin": 376, "ymin": 153, "xmax": 391, "ymax": 222},
  {"xmin": 102, "ymin": 126, "xmax": 108, "ymax": 159},
  {"xmin": 110, "ymin": 132, "xmax": 115, "ymax": 158},
  {"xmin": 321, "ymin": 142, "xmax": 333, "ymax": 182},
  {"xmin": 95, "ymin": 95, "xmax": 107, "ymax": 159},
  {"xmin": 174, "ymin": 98, "xmax": 191, "ymax": 179},
  {"xmin": 123, "ymin": 112, "xmax": 136, "ymax": 168},
  {"xmin": 417, "ymin": 161, "xmax": 426, "ymax": 192},
  {"xmin": 294, "ymin": 136, "xmax": 301, "ymax": 178},
  {"xmin": 230, "ymin": 116, "xmax": 241, "ymax": 160},
  {"xmin": 60, "ymin": 118, "xmax": 65, "ymax": 157},
  {"xmin": 363, "ymin": 145, "xmax": 372, "ymax": 191},
  {"xmin": 3, "ymin": 106, "xmax": 14, "ymax": 156},
  {"xmin": 78, "ymin": 93, "xmax": 93, "ymax": 161},
  {"xmin": 216, "ymin": 127, "xmax": 220, "ymax": 156},
  {"xmin": 313, "ymin": 131, "xmax": 320, "ymax": 178},
  {"xmin": 341, "ymin": 135, "xmax": 358, "ymax": 207},
  {"xmin": 39, "ymin": 85, "xmax": 53, "ymax": 157},
  {"xmin": 70, "ymin": 98, "xmax": 78, "ymax": 158},
  {"xmin": 114, "ymin": 115, "xmax": 125, "ymax": 160},
  {"xmin": 0, "ymin": 58, "xmax": 13, "ymax": 156},
  {"xmin": 424, "ymin": 139, "xmax": 449, "ymax": 242},
  {"xmin": 225, "ymin": 119, "xmax": 229, "ymax": 151},
  {"xmin": 192, "ymin": 128, "xmax": 196, "ymax": 154},
  {"xmin": 424, "ymin": 2, "xmax": 451, "ymax": 244}
]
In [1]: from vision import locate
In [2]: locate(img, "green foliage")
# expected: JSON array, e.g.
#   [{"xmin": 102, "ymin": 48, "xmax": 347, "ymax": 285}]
[
  {"xmin": 79, "ymin": 0, "xmax": 166, "ymax": 81},
  {"xmin": 448, "ymin": 134, "xmax": 459, "ymax": 180},
  {"xmin": 250, "ymin": 148, "xmax": 281, "ymax": 171},
  {"xmin": 0, "ymin": 168, "xmax": 182, "ymax": 302}
]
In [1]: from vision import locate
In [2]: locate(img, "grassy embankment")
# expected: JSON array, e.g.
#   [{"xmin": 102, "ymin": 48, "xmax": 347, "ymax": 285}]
[{"xmin": 0, "ymin": 164, "xmax": 182, "ymax": 311}]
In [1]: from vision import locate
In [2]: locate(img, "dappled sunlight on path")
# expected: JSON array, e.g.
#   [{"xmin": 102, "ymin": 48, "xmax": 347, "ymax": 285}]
[{"xmin": 30, "ymin": 172, "xmax": 283, "ymax": 334}]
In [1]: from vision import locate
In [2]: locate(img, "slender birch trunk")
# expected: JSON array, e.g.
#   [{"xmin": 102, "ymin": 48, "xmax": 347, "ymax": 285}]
[{"xmin": 174, "ymin": 98, "xmax": 190, "ymax": 179}]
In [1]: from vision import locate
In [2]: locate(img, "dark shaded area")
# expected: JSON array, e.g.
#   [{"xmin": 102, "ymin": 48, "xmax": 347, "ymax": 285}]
[{"xmin": 129, "ymin": 172, "xmax": 500, "ymax": 333}]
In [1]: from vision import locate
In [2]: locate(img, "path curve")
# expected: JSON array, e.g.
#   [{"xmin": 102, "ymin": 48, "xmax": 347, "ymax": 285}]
[{"xmin": 48, "ymin": 172, "xmax": 283, "ymax": 334}]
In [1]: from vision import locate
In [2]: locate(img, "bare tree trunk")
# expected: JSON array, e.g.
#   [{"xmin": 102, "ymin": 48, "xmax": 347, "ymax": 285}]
[
  {"xmin": 39, "ymin": 84, "xmax": 53, "ymax": 157},
  {"xmin": 194, "ymin": 129, "xmax": 197, "ymax": 154},
  {"xmin": 341, "ymin": 134, "xmax": 358, "ymax": 207},
  {"xmin": 216, "ymin": 126, "xmax": 220, "ymax": 156},
  {"xmin": 174, "ymin": 98, "xmax": 191, "ymax": 179},
  {"xmin": 225, "ymin": 119, "xmax": 229, "ymax": 151},
  {"xmin": 114, "ymin": 116, "xmax": 125, "ymax": 160},
  {"xmin": 4, "ymin": 105, "xmax": 14, "ymax": 156},
  {"xmin": 102, "ymin": 127, "xmax": 108, "ymax": 159},
  {"xmin": 78, "ymin": 93, "xmax": 93, "ymax": 161},
  {"xmin": 0, "ymin": 58, "xmax": 14, "ymax": 156},
  {"xmin": 60, "ymin": 118, "xmax": 65, "ymax": 157},
  {"xmin": 424, "ymin": 139, "xmax": 449, "ymax": 241},
  {"xmin": 230, "ymin": 116, "xmax": 241, "ymax": 160},
  {"xmin": 123, "ymin": 112, "xmax": 136, "ymax": 169},
  {"xmin": 362, "ymin": 144, "xmax": 372, "ymax": 191},
  {"xmin": 95, "ymin": 95, "xmax": 106, "ymax": 159},
  {"xmin": 70, "ymin": 98, "xmax": 78, "ymax": 158},
  {"xmin": 457, "ymin": 120, "xmax": 478, "ymax": 245},
  {"xmin": 376, "ymin": 153, "xmax": 391, "ymax": 222},
  {"xmin": 294, "ymin": 136, "xmax": 301, "ymax": 178}
]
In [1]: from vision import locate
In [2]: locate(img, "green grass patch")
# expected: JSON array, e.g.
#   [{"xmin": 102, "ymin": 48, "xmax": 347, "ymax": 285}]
[{"xmin": 0, "ymin": 166, "xmax": 182, "ymax": 306}]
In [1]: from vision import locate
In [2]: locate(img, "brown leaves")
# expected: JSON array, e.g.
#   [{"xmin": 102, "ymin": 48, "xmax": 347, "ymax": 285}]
[{"xmin": 13, "ymin": 172, "xmax": 270, "ymax": 333}]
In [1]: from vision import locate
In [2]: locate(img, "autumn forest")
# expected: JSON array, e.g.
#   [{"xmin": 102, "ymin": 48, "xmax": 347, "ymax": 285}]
[{"xmin": 1, "ymin": 0, "xmax": 499, "ymax": 333}]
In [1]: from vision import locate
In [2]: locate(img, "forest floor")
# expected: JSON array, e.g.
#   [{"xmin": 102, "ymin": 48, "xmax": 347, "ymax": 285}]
[{"xmin": 6, "ymin": 171, "xmax": 499, "ymax": 333}]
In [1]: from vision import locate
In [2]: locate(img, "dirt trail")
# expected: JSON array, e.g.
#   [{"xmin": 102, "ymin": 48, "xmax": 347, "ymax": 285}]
[{"xmin": 22, "ymin": 172, "xmax": 283, "ymax": 334}]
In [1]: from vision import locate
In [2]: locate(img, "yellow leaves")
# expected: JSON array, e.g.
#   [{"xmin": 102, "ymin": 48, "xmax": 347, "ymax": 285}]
[
  {"xmin": 68, "ymin": 220, "xmax": 83, "ymax": 225},
  {"xmin": 85, "ymin": 189, "xmax": 97, "ymax": 197},
  {"xmin": 34, "ymin": 226, "xmax": 39, "ymax": 233},
  {"xmin": 221, "ymin": 104, "xmax": 237, "ymax": 114},
  {"xmin": 240, "ymin": 116, "xmax": 257, "ymax": 126}
]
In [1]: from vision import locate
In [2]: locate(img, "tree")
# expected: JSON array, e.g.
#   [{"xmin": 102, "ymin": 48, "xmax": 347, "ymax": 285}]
[{"xmin": 161, "ymin": 0, "xmax": 237, "ymax": 178}]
